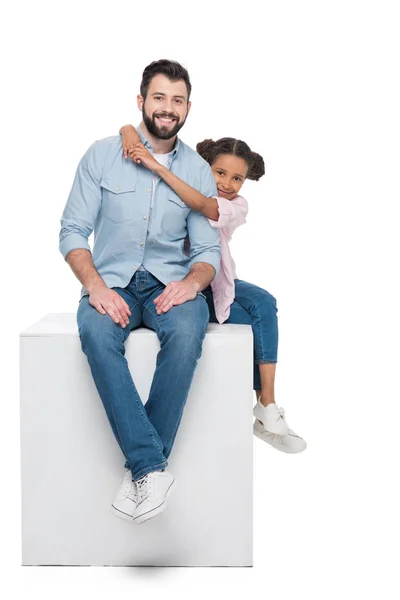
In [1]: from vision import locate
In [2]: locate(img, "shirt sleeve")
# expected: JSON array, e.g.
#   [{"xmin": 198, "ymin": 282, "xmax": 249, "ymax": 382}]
[
  {"xmin": 187, "ymin": 161, "xmax": 221, "ymax": 276},
  {"xmin": 208, "ymin": 195, "xmax": 248, "ymax": 233},
  {"xmin": 59, "ymin": 141, "xmax": 106, "ymax": 260}
]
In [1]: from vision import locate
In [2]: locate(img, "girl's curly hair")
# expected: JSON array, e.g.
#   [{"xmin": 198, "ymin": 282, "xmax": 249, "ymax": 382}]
[{"xmin": 196, "ymin": 137, "xmax": 265, "ymax": 181}]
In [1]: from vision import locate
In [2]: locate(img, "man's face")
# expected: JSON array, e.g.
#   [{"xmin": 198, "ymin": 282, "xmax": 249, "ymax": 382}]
[{"xmin": 138, "ymin": 74, "xmax": 191, "ymax": 140}]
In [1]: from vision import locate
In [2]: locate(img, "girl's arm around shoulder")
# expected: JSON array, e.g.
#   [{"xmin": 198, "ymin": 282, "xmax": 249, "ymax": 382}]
[
  {"xmin": 119, "ymin": 124, "xmax": 141, "ymax": 159},
  {"xmin": 147, "ymin": 165, "xmax": 220, "ymax": 219}
]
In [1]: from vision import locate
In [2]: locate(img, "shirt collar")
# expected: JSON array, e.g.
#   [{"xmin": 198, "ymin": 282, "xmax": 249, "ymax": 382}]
[{"xmin": 136, "ymin": 123, "xmax": 180, "ymax": 158}]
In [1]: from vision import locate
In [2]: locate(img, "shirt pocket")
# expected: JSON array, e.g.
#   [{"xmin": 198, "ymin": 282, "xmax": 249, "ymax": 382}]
[
  {"xmin": 161, "ymin": 191, "xmax": 190, "ymax": 238},
  {"xmin": 101, "ymin": 178, "xmax": 139, "ymax": 223}
]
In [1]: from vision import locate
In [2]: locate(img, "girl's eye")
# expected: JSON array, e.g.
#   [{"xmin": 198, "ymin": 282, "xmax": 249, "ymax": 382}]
[
  {"xmin": 216, "ymin": 171, "xmax": 224, "ymax": 176},
  {"xmin": 234, "ymin": 177, "xmax": 241, "ymax": 182}
]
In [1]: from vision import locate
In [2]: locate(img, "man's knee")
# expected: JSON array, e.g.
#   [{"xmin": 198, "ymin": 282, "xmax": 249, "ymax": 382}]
[
  {"xmin": 77, "ymin": 298, "xmax": 124, "ymax": 354},
  {"xmin": 161, "ymin": 297, "xmax": 209, "ymax": 350}
]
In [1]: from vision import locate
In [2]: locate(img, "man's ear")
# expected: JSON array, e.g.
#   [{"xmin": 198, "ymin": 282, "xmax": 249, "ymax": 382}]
[
  {"xmin": 137, "ymin": 94, "xmax": 144, "ymax": 111},
  {"xmin": 187, "ymin": 101, "xmax": 192, "ymax": 116}
]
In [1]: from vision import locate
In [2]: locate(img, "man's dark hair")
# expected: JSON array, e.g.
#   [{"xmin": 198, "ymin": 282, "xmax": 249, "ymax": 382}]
[{"xmin": 140, "ymin": 59, "xmax": 192, "ymax": 101}]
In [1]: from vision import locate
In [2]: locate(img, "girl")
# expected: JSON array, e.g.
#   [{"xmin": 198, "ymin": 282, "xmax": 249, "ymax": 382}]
[{"xmin": 119, "ymin": 125, "xmax": 306, "ymax": 454}]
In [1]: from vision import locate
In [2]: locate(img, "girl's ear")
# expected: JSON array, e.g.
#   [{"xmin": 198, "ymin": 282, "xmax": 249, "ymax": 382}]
[{"xmin": 137, "ymin": 94, "xmax": 144, "ymax": 111}]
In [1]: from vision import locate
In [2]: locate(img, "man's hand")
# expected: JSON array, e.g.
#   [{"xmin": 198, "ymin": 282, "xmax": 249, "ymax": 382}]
[
  {"xmin": 128, "ymin": 143, "xmax": 162, "ymax": 172},
  {"xmin": 154, "ymin": 280, "xmax": 200, "ymax": 314},
  {"xmin": 89, "ymin": 282, "xmax": 131, "ymax": 327}
]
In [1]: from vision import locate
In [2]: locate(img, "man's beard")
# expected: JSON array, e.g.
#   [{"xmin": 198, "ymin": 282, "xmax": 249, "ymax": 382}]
[{"xmin": 142, "ymin": 106, "xmax": 187, "ymax": 140}]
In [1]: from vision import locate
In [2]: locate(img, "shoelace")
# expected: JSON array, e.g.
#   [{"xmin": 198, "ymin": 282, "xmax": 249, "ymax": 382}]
[
  {"xmin": 121, "ymin": 472, "xmax": 138, "ymax": 502},
  {"xmin": 136, "ymin": 473, "xmax": 153, "ymax": 504},
  {"xmin": 127, "ymin": 481, "xmax": 138, "ymax": 502}
]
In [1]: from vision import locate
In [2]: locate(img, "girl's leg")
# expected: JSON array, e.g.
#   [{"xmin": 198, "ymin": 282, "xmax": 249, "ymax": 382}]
[
  {"xmin": 202, "ymin": 283, "xmax": 278, "ymax": 407},
  {"xmin": 231, "ymin": 279, "xmax": 278, "ymax": 408},
  {"xmin": 256, "ymin": 363, "xmax": 276, "ymax": 406}
]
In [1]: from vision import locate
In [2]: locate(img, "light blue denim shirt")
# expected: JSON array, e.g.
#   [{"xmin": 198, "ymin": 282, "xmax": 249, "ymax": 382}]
[{"xmin": 59, "ymin": 125, "xmax": 221, "ymax": 298}]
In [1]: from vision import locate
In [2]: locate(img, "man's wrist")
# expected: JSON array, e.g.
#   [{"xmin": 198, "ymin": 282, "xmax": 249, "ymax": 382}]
[
  {"xmin": 182, "ymin": 272, "xmax": 201, "ymax": 292},
  {"xmin": 86, "ymin": 277, "xmax": 107, "ymax": 294},
  {"xmin": 183, "ymin": 263, "xmax": 215, "ymax": 292},
  {"xmin": 191, "ymin": 280, "xmax": 201, "ymax": 293}
]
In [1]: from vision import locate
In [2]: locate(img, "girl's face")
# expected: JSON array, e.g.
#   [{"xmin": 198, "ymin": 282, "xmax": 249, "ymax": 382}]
[{"xmin": 211, "ymin": 154, "xmax": 248, "ymax": 200}]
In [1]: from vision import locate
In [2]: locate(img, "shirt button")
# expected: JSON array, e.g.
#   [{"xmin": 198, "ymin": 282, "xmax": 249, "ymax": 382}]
[
  {"xmin": 140, "ymin": 242, "xmax": 144, "ymax": 246},
  {"xmin": 115, "ymin": 186, "xmax": 119, "ymax": 191},
  {"xmin": 143, "ymin": 216, "xmax": 147, "ymax": 220},
  {"xmin": 146, "ymin": 188, "xmax": 151, "ymax": 193}
]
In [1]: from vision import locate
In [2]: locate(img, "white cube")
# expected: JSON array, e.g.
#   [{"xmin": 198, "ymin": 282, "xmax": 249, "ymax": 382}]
[{"xmin": 20, "ymin": 314, "xmax": 254, "ymax": 566}]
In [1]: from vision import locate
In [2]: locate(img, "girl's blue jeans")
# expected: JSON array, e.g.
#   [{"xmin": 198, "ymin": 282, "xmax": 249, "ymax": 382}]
[{"xmin": 202, "ymin": 279, "xmax": 278, "ymax": 391}]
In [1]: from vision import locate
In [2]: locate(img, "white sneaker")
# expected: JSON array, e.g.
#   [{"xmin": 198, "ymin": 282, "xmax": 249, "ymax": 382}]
[
  {"xmin": 253, "ymin": 398, "xmax": 289, "ymax": 435},
  {"xmin": 132, "ymin": 470, "xmax": 176, "ymax": 525},
  {"xmin": 111, "ymin": 468, "xmax": 138, "ymax": 521},
  {"xmin": 253, "ymin": 418, "xmax": 307, "ymax": 453}
]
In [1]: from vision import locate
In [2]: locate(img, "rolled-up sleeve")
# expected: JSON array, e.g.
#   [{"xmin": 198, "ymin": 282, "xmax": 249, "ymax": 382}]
[
  {"xmin": 59, "ymin": 141, "xmax": 104, "ymax": 260},
  {"xmin": 208, "ymin": 196, "xmax": 248, "ymax": 232},
  {"xmin": 187, "ymin": 162, "xmax": 221, "ymax": 276}
]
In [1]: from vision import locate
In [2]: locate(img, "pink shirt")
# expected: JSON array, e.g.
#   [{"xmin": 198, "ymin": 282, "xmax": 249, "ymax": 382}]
[{"xmin": 208, "ymin": 194, "xmax": 248, "ymax": 323}]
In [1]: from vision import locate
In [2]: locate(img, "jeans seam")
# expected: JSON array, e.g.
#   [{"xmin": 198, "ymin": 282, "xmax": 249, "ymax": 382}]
[
  {"xmin": 249, "ymin": 300, "xmax": 266, "ymax": 362},
  {"xmin": 128, "ymin": 300, "xmax": 139, "ymax": 312},
  {"xmin": 109, "ymin": 329, "xmax": 166, "ymax": 459},
  {"xmin": 137, "ymin": 303, "xmax": 169, "ymax": 455},
  {"xmin": 125, "ymin": 359, "xmax": 165, "ymax": 457},
  {"xmin": 133, "ymin": 460, "xmax": 168, "ymax": 481},
  {"xmin": 255, "ymin": 359, "xmax": 277, "ymax": 364},
  {"xmin": 143, "ymin": 304, "xmax": 162, "ymax": 336},
  {"xmin": 163, "ymin": 318, "xmax": 207, "ymax": 454}
]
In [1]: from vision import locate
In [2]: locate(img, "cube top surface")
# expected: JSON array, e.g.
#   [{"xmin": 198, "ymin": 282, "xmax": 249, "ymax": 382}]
[{"xmin": 20, "ymin": 313, "xmax": 253, "ymax": 337}]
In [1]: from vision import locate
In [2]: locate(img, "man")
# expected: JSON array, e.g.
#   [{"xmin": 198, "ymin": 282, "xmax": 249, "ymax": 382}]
[{"xmin": 59, "ymin": 59, "xmax": 221, "ymax": 525}]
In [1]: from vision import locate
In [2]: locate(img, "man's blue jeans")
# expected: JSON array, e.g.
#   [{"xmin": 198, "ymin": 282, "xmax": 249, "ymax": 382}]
[
  {"xmin": 77, "ymin": 269, "xmax": 209, "ymax": 481},
  {"xmin": 202, "ymin": 279, "xmax": 278, "ymax": 391}
]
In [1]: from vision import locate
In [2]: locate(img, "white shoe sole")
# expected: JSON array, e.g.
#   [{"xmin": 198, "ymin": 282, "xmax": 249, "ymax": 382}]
[
  {"xmin": 111, "ymin": 502, "xmax": 137, "ymax": 522},
  {"xmin": 132, "ymin": 477, "xmax": 176, "ymax": 525},
  {"xmin": 253, "ymin": 420, "xmax": 306, "ymax": 454}
]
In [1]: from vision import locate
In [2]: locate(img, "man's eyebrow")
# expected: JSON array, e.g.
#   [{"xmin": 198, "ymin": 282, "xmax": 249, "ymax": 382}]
[{"xmin": 151, "ymin": 92, "xmax": 186, "ymax": 99}]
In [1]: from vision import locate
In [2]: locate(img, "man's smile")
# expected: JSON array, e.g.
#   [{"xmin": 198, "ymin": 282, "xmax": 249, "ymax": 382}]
[{"xmin": 155, "ymin": 115, "xmax": 178, "ymax": 127}]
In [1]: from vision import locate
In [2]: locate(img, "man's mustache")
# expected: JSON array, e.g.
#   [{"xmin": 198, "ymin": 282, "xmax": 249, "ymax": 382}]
[{"xmin": 153, "ymin": 113, "xmax": 179, "ymax": 121}]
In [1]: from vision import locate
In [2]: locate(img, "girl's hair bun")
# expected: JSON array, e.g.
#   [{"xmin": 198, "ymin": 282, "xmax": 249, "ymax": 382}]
[
  {"xmin": 196, "ymin": 139, "xmax": 216, "ymax": 164},
  {"xmin": 247, "ymin": 152, "xmax": 266, "ymax": 181}
]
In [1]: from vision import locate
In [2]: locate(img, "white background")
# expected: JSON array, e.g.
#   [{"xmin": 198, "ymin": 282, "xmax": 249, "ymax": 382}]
[{"xmin": 1, "ymin": 0, "xmax": 399, "ymax": 596}]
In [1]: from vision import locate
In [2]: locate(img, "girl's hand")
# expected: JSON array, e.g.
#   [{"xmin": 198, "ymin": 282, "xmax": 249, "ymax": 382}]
[
  {"xmin": 120, "ymin": 125, "xmax": 141, "ymax": 159},
  {"xmin": 128, "ymin": 143, "xmax": 161, "ymax": 173}
]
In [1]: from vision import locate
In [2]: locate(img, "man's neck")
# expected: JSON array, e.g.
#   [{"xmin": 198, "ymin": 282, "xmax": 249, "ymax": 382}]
[{"xmin": 139, "ymin": 121, "xmax": 176, "ymax": 154}]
